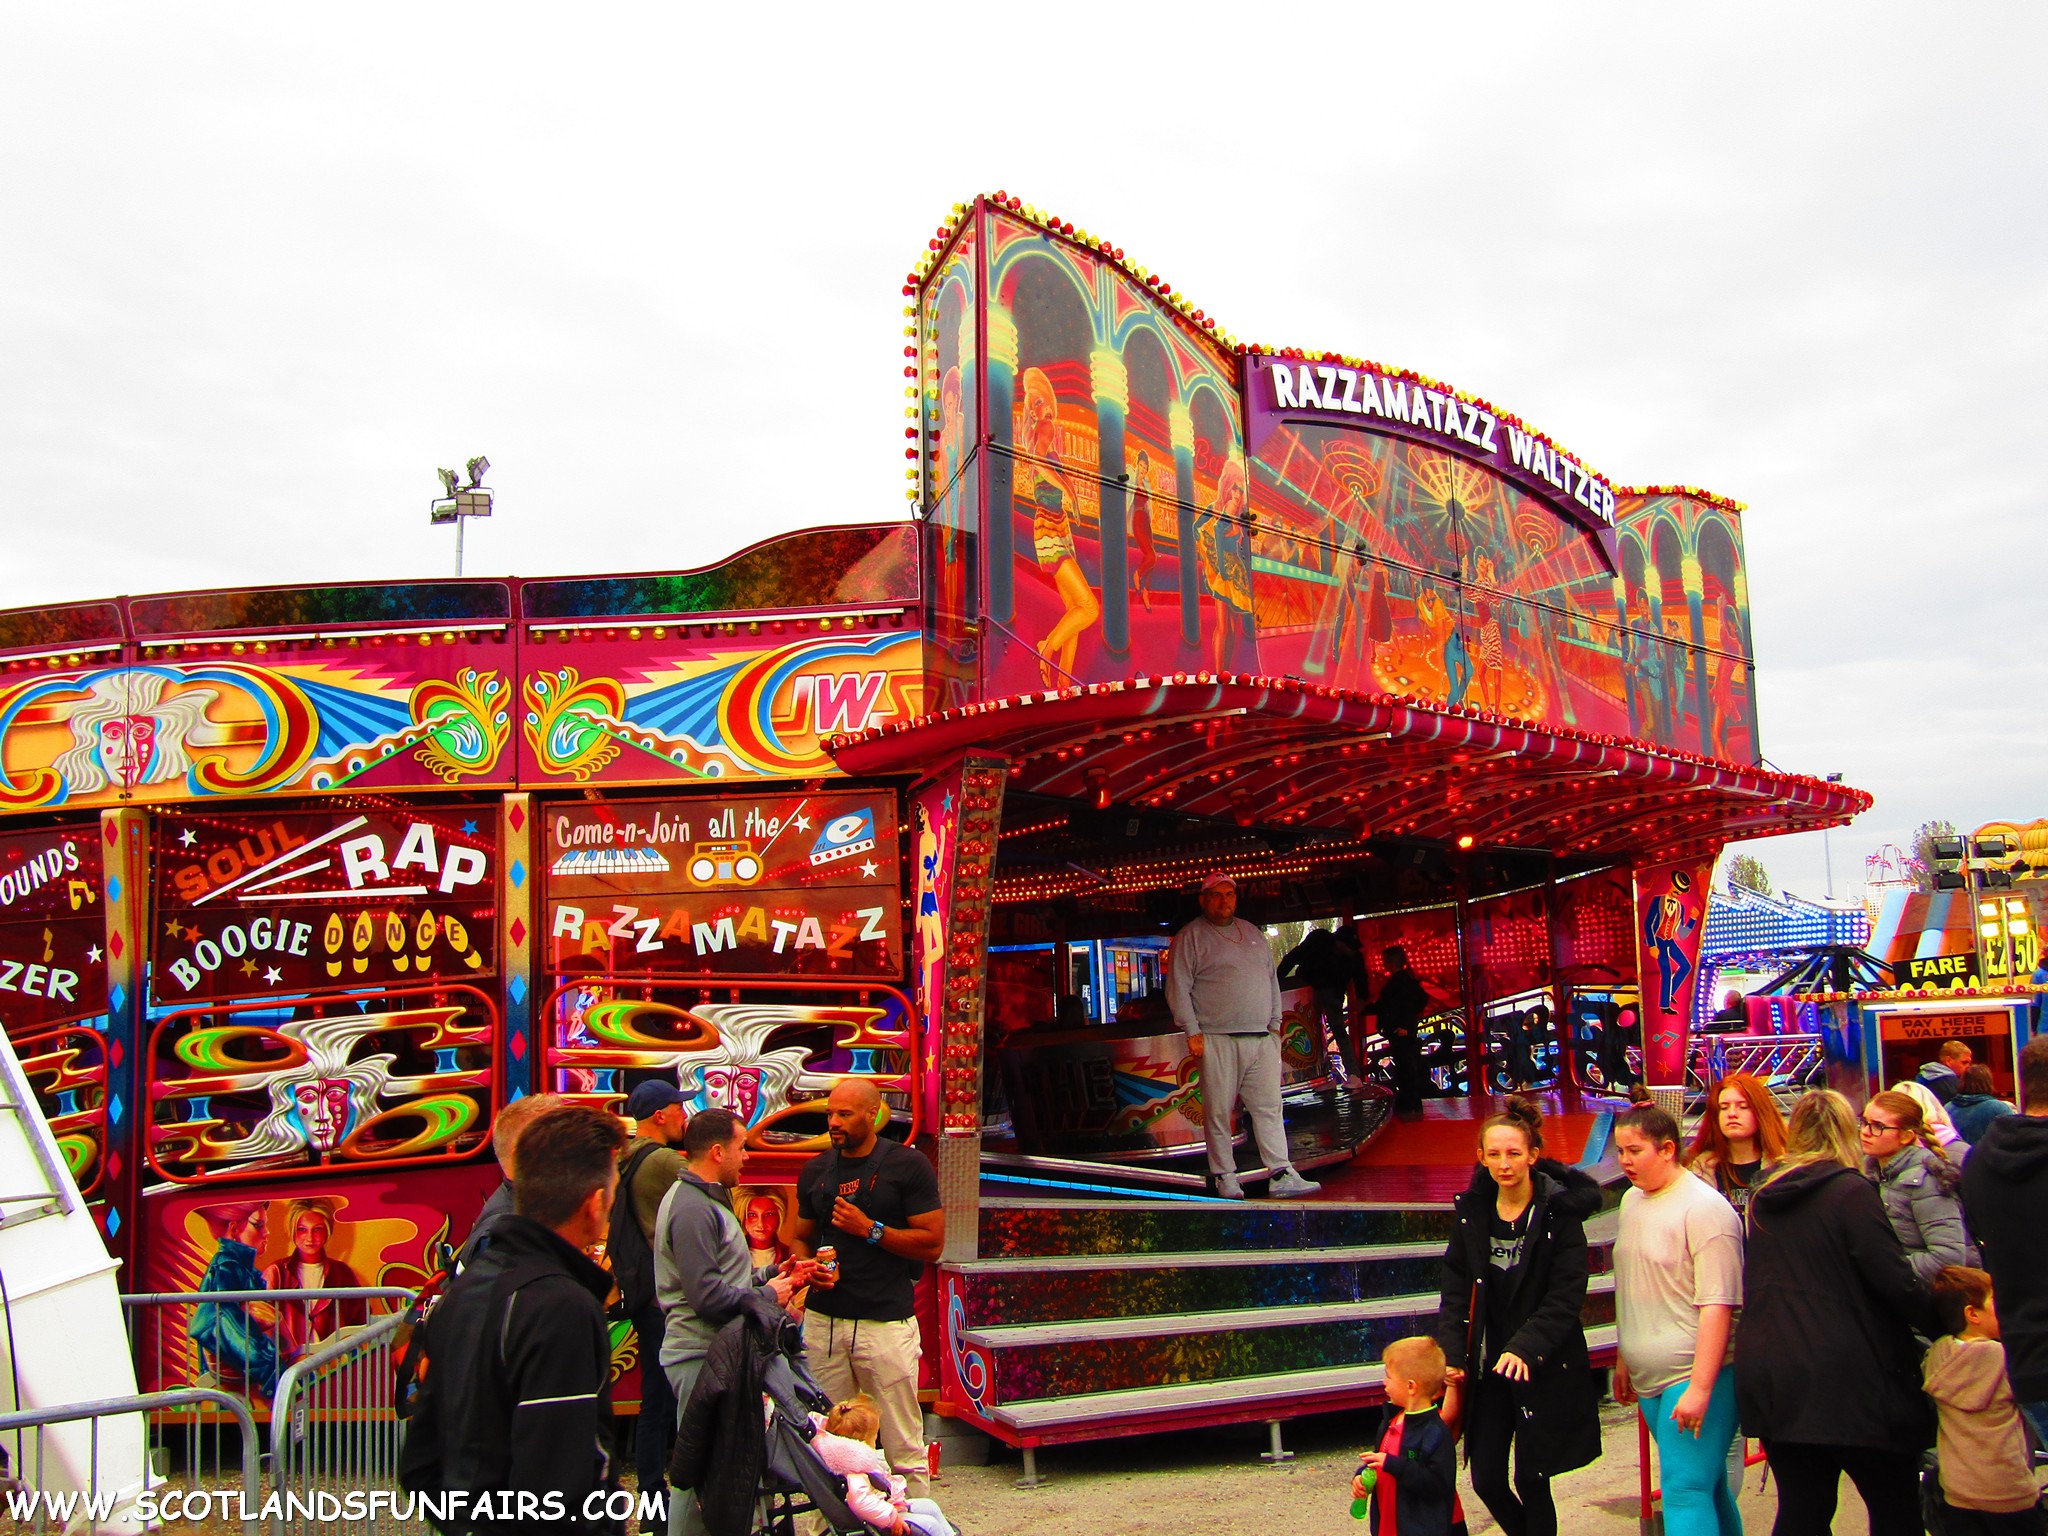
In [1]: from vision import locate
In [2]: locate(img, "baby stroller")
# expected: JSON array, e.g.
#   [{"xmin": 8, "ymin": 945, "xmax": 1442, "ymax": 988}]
[{"xmin": 669, "ymin": 1297, "xmax": 909, "ymax": 1536}]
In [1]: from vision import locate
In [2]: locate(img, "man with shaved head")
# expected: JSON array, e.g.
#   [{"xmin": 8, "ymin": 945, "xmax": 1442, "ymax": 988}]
[{"xmin": 788, "ymin": 1077, "xmax": 944, "ymax": 1498}]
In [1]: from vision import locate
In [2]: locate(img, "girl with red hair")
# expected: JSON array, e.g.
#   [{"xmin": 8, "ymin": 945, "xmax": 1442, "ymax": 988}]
[{"xmin": 1685, "ymin": 1073, "xmax": 1787, "ymax": 1220}]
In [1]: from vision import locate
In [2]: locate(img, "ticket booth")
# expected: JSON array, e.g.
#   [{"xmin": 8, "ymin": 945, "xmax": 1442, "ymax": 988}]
[{"xmin": 1863, "ymin": 998, "xmax": 2032, "ymax": 1099}]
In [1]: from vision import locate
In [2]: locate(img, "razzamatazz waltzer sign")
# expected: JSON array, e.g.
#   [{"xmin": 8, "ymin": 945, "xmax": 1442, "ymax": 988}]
[
  {"xmin": 152, "ymin": 805, "xmax": 498, "ymax": 1003},
  {"xmin": 543, "ymin": 789, "xmax": 901, "ymax": 980}
]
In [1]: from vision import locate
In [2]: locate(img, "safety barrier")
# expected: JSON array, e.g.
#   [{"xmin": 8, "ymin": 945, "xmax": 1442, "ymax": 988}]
[
  {"xmin": 1685, "ymin": 1032, "xmax": 1824, "ymax": 1101},
  {"xmin": 0, "ymin": 1387, "xmax": 260, "ymax": 1536},
  {"xmin": 269, "ymin": 1310, "xmax": 415, "ymax": 1536}
]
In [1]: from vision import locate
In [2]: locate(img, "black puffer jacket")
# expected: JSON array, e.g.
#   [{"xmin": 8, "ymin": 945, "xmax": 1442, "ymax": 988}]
[
  {"xmin": 1735, "ymin": 1161, "xmax": 1934, "ymax": 1451},
  {"xmin": 666, "ymin": 1293, "xmax": 795, "ymax": 1536},
  {"xmin": 1961, "ymin": 1111, "xmax": 2048, "ymax": 1400},
  {"xmin": 1436, "ymin": 1158, "xmax": 1604, "ymax": 1475}
]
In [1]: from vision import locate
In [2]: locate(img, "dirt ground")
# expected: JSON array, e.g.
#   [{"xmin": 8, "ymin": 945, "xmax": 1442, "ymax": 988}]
[{"xmin": 925, "ymin": 1401, "xmax": 1873, "ymax": 1536}]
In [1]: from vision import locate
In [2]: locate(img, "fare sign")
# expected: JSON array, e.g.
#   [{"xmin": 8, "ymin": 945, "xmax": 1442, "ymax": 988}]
[
  {"xmin": 0, "ymin": 825, "xmax": 108, "ymax": 1035},
  {"xmin": 544, "ymin": 789, "xmax": 902, "ymax": 980},
  {"xmin": 152, "ymin": 806, "xmax": 498, "ymax": 1002}
]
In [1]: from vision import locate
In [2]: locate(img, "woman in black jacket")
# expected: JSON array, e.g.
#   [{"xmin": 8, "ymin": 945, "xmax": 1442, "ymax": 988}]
[
  {"xmin": 1436, "ymin": 1096, "xmax": 1603, "ymax": 1536},
  {"xmin": 1736, "ymin": 1089, "xmax": 1936, "ymax": 1536}
]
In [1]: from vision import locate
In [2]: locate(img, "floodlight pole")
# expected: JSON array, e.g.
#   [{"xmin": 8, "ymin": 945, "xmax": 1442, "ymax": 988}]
[
  {"xmin": 429, "ymin": 461, "xmax": 492, "ymax": 579},
  {"xmin": 1822, "ymin": 771, "xmax": 1844, "ymax": 902}
]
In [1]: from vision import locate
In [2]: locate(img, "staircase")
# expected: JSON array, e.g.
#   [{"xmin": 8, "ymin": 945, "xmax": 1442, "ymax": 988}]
[{"xmin": 937, "ymin": 1195, "xmax": 1618, "ymax": 1474}]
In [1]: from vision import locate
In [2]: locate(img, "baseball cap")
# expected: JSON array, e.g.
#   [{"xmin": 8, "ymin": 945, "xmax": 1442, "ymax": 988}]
[
  {"xmin": 625, "ymin": 1080, "xmax": 687, "ymax": 1120},
  {"xmin": 1199, "ymin": 872, "xmax": 1237, "ymax": 894}
]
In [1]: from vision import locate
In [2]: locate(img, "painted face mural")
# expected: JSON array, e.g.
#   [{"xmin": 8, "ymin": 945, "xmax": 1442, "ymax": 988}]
[
  {"xmin": 702, "ymin": 1064, "xmax": 766, "ymax": 1122},
  {"xmin": 292, "ymin": 1079, "xmax": 357, "ymax": 1152},
  {"xmin": 51, "ymin": 672, "xmax": 219, "ymax": 793}
]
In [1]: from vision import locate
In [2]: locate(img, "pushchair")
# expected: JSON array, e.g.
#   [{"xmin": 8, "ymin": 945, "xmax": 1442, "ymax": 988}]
[{"xmin": 671, "ymin": 1299, "xmax": 930, "ymax": 1536}]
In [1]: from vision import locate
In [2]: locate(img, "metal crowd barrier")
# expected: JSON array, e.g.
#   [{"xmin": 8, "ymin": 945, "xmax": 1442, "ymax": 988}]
[
  {"xmin": 270, "ymin": 1310, "xmax": 416, "ymax": 1536},
  {"xmin": 0, "ymin": 1387, "xmax": 259, "ymax": 1536},
  {"xmin": 1685, "ymin": 1032, "xmax": 1824, "ymax": 1101}
]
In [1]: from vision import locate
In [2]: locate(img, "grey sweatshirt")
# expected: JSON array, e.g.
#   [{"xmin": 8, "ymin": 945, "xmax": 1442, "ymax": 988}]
[
  {"xmin": 1166, "ymin": 916, "xmax": 1282, "ymax": 1035},
  {"xmin": 655, "ymin": 1170, "xmax": 774, "ymax": 1372}
]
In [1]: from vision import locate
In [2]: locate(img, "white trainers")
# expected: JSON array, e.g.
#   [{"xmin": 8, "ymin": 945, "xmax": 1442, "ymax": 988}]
[
  {"xmin": 1270, "ymin": 1168, "xmax": 1321, "ymax": 1198},
  {"xmin": 1213, "ymin": 1174, "xmax": 1245, "ymax": 1200}
]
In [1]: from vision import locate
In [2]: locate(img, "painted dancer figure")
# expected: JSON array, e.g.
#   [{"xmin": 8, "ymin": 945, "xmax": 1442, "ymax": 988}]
[
  {"xmin": 1471, "ymin": 553, "xmax": 1508, "ymax": 713},
  {"xmin": 1644, "ymin": 871, "xmax": 1700, "ymax": 1016},
  {"xmin": 1128, "ymin": 450, "xmax": 1159, "ymax": 611},
  {"xmin": 1017, "ymin": 367, "xmax": 1100, "ymax": 686},
  {"xmin": 1196, "ymin": 464, "xmax": 1260, "ymax": 674}
]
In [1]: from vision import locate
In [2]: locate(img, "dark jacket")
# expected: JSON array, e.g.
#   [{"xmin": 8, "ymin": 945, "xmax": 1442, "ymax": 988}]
[
  {"xmin": 667, "ymin": 1294, "xmax": 792, "ymax": 1536},
  {"xmin": 1948, "ymin": 1091, "xmax": 2017, "ymax": 1147},
  {"xmin": 457, "ymin": 1178, "xmax": 517, "ymax": 1269},
  {"xmin": 1437, "ymin": 1159, "xmax": 1603, "ymax": 1476},
  {"xmin": 1735, "ymin": 1161, "xmax": 1935, "ymax": 1452},
  {"xmin": 1368, "ymin": 1404, "xmax": 1460, "ymax": 1536},
  {"xmin": 1277, "ymin": 929, "xmax": 1362, "ymax": 995},
  {"xmin": 1961, "ymin": 1111, "xmax": 2048, "ymax": 1401},
  {"xmin": 399, "ymin": 1215, "xmax": 620, "ymax": 1535},
  {"xmin": 1917, "ymin": 1060, "xmax": 1962, "ymax": 1105},
  {"xmin": 1370, "ymin": 968, "xmax": 1429, "ymax": 1036}
]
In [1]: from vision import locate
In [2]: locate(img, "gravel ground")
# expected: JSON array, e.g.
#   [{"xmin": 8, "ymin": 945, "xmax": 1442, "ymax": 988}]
[{"xmin": 925, "ymin": 1401, "xmax": 1873, "ymax": 1536}]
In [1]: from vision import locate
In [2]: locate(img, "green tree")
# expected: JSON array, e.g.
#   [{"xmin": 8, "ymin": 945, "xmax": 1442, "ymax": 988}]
[
  {"xmin": 1911, "ymin": 819, "xmax": 1958, "ymax": 894},
  {"xmin": 1726, "ymin": 853, "xmax": 1772, "ymax": 897}
]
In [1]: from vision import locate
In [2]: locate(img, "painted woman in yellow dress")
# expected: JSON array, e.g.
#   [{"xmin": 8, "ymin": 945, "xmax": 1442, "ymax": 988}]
[{"xmin": 1017, "ymin": 367, "xmax": 1101, "ymax": 687}]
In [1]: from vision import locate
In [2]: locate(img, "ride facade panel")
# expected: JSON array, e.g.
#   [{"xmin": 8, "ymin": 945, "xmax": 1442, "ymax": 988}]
[{"xmin": 0, "ymin": 194, "xmax": 1864, "ymax": 1437}]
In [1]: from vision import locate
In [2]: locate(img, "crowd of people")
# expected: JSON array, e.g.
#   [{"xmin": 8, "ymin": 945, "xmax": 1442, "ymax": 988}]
[
  {"xmin": 1376, "ymin": 1036, "xmax": 2048, "ymax": 1536},
  {"xmin": 397, "ymin": 1076, "xmax": 951, "ymax": 1536}
]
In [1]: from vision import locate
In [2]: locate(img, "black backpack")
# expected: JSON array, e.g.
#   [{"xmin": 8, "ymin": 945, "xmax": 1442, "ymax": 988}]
[{"xmin": 607, "ymin": 1141, "xmax": 666, "ymax": 1318}]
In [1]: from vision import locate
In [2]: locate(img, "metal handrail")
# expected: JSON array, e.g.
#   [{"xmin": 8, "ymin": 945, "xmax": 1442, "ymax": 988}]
[
  {"xmin": 0, "ymin": 1387, "xmax": 259, "ymax": 1536},
  {"xmin": 123, "ymin": 1287, "xmax": 411, "ymax": 1306}
]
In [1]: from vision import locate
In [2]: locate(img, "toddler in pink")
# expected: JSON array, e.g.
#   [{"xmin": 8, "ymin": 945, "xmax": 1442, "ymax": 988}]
[{"xmin": 810, "ymin": 1399, "xmax": 958, "ymax": 1536}]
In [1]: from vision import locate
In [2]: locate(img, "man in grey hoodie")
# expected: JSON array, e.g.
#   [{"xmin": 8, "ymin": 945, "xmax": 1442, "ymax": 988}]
[{"xmin": 653, "ymin": 1108, "xmax": 805, "ymax": 1536}]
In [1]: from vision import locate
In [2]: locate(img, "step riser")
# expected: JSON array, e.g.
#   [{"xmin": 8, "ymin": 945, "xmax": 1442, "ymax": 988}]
[
  {"xmin": 985, "ymin": 1296, "xmax": 1619, "ymax": 1403},
  {"xmin": 980, "ymin": 1204, "xmax": 1455, "ymax": 1259},
  {"xmin": 954, "ymin": 1248, "xmax": 1612, "ymax": 1327}
]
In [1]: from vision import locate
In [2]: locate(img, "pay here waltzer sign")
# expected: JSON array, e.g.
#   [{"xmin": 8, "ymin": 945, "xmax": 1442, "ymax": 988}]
[{"xmin": 545, "ymin": 789, "xmax": 902, "ymax": 980}]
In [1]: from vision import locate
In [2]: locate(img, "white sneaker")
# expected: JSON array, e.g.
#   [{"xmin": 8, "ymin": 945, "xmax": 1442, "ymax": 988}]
[
  {"xmin": 1214, "ymin": 1174, "xmax": 1245, "ymax": 1200},
  {"xmin": 1270, "ymin": 1168, "xmax": 1321, "ymax": 1198}
]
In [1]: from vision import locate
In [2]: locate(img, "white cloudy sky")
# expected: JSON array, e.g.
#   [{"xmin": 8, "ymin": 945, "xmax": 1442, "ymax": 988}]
[{"xmin": 3, "ymin": 6, "xmax": 2041, "ymax": 899}]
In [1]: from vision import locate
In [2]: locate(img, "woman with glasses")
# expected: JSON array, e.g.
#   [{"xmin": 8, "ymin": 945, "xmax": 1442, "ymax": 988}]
[
  {"xmin": 1860, "ymin": 1089, "xmax": 1975, "ymax": 1283},
  {"xmin": 1736, "ymin": 1090, "xmax": 1935, "ymax": 1536}
]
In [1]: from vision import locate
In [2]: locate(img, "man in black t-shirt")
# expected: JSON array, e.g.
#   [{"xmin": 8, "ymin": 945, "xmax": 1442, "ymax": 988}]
[{"xmin": 789, "ymin": 1078, "xmax": 943, "ymax": 1498}]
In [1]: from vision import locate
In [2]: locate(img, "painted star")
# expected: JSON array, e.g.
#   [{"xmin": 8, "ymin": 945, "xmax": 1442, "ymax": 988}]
[
  {"xmin": 164, "ymin": 919, "xmax": 184, "ymax": 937},
  {"xmin": 792, "ymin": 814, "xmax": 812, "ymax": 832},
  {"xmin": 264, "ymin": 966, "xmax": 283, "ymax": 985},
  {"xmin": 859, "ymin": 860, "xmax": 879, "ymax": 878},
  {"xmin": 177, "ymin": 828, "xmax": 197, "ymax": 847},
  {"xmin": 461, "ymin": 819, "xmax": 478, "ymax": 836},
  {"xmin": 85, "ymin": 945, "xmax": 102, "ymax": 963},
  {"xmin": 239, "ymin": 959, "xmax": 257, "ymax": 976}
]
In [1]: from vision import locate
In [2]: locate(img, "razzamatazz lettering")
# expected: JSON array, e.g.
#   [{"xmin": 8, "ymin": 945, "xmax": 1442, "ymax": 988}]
[
  {"xmin": 0, "ymin": 841, "xmax": 80, "ymax": 908},
  {"xmin": 1264, "ymin": 360, "xmax": 1615, "ymax": 528}
]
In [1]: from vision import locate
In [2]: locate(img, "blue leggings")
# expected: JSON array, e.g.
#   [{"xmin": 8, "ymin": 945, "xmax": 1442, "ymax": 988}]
[{"xmin": 1642, "ymin": 1373, "xmax": 1743, "ymax": 1536}]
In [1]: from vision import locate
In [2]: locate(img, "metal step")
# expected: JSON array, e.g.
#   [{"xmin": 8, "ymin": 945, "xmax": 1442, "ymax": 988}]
[
  {"xmin": 986, "ymin": 1324, "xmax": 1620, "ymax": 1434},
  {"xmin": 962, "ymin": 1273, "xmax": 1616, "ymax": 1350}
]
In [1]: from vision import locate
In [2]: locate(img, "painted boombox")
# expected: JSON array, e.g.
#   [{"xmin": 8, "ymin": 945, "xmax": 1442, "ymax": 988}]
[{"xmin": 686, "ymin": 842, "xmax": 763, "ymax": 887}]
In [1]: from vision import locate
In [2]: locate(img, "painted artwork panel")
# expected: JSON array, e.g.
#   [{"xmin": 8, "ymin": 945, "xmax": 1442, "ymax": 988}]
[
  {"xmin": 540, "ymin": 978, "xmax": 917, "ymax": 1150},
  {"xmin": 978, "ymin": 210, "xmax": 1243, "ymax": 697},
  {"xmin": 0, "ymin": 822, "xmax": 108, "ymax": 1034},
  {"xmin": 145, "ymin": 983, "xmax": 498, "ymax": 1185},
  {"xmin": 1634, "ymin": 858, "xmax": 1715, "ymax": 1082},
  {"xmin": 542, "ymin": 789, "xmax": 902, "ymax": 981},
  {"xmin": 134, "ymin": 1163, "xmax": 501, "ymax": 1401},
  {"xmin": 0, "ymin": 654, "xmax": 517, "ymax": 812},
  {"xmin": 152, "ymin": 804, "xmax": 498, "ymax": 1004}
]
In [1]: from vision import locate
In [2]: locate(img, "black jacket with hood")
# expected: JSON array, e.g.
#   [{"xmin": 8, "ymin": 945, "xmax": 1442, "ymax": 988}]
[
  {"xmin": 666, "ymin": 1292, "xmax": 795, "ymax": 1536},
  {"xmin": 399, "ymin": 1214, "xmax": 620, "ymax": 1535},
  {"xmin": 1735, "ymin": 1160, "xmax": 1935, "ymax": 1451},
  {"xmin": 1436, "ymin": 1158, "xmax": 1604, "ymax": 1475},
  {"xmin": 1961, "ymin": 1110, "xmax": 2048, "ymax": 1401}
]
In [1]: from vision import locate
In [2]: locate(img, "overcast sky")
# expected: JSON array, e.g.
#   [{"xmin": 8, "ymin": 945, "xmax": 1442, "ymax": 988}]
[{"xmin": 3, "ymin": 6, "xmax": 2040, "ymax": 901}]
